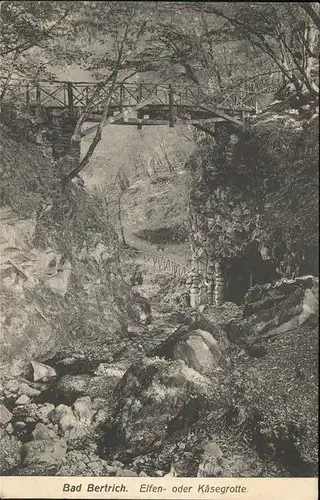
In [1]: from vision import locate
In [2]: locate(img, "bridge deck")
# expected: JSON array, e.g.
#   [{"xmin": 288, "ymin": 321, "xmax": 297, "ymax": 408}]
[{"xmin": 1, "ymin": 80, "xmax": 262, "ymax": 128}]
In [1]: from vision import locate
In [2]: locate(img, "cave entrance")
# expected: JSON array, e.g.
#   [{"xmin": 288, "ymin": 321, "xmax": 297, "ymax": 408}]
[{"xmin": 224, "ymin": 242, "xmax": 279, "ymax": 305}]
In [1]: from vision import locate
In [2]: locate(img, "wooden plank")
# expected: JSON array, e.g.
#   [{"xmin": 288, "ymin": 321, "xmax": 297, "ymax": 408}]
[{"xmin": 192, "ymin": 123, "xmax": 216, "ymax": 137}]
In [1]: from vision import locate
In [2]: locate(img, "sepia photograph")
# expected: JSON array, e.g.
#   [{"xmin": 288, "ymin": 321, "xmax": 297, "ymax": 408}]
[{"xmin": 0, "ymin": 0, "xmax": 319, "ymax": 494}]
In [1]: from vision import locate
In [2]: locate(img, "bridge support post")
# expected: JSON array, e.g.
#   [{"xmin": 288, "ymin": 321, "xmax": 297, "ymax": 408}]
[
  {"xmin": 137, "ymin": 83, "xmax": 143, "ymax": 130},
  {"xmin": 36, "ymin": 84, "xmax": 41, "ymax": 105},
  {"xmin": 49, "ymin": 110, "xmax": 80, "ymax": 177},
  {"xmin": 26, "ymin": 83, "xmax": 30, "ymax": 106},
  {"xmin": 67, "ymin": 83, "xmax": 74, "ymax": 110}
]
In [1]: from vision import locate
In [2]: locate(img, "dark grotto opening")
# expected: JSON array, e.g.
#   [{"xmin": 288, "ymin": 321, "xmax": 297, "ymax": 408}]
[{"xmin": 224, "ymin": 241, "xmax": 280, "ymax": 305}]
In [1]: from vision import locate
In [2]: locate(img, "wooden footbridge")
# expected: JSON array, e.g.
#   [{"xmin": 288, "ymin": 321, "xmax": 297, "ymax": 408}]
[
  {"xmin": 0, "ymin": 78, "xmax": 268, "ymax": 135},
  {"xmin": 122, "ymin": 247, "xmax": 187, "ymax": 278}
]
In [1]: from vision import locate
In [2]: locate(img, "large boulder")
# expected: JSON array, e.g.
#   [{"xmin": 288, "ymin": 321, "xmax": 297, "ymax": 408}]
[
  {"xmin": 226, "ymin": 276, "xmax": 318, "ymax": 347},
  {"xmin": 27, "ymin": 361, "xmax": 57, "ymax": 383},
  {"xmin": 49, "ymin": 404, "xmax": 80, "ymax": 434},
  {"xmin": 37, "ymin": 364, "xmax": 125, "ymax": 408},
  {"xmin": 103, "ymin": 355, "xmax": 223, "ymax": 457},
  {"xmin": 148, "ymin": 314, "xmax": 229, "ymax": 375}
]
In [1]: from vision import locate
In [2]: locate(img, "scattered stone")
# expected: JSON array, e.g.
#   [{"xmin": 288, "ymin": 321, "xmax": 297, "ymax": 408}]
[
  {"xmin": 0, "ymin": 434, "xmax": 22, "ymax": 473},
  {"xmin": 0, "ymin": 404, "xmax": 13, "ymax": 426},
  {"xmin": 15, "ymin": 395, "xmax": 31, "ymax": 405},
  {"xmin": 116, "ymin": 468, "xmax": 137, "ymax": 477}
]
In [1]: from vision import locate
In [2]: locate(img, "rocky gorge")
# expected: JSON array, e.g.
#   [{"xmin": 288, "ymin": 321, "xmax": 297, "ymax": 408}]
[{"xmin": 0, "ymin": 64, "xmax": 319, "ymax": 482}]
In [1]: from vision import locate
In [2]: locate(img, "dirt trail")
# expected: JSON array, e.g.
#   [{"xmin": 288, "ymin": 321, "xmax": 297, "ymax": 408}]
[{"xmin": 123, "ymin": 227, "xmax": 191, "ymax": 268}]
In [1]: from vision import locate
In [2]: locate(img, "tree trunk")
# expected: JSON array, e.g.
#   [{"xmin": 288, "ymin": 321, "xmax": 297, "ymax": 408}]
[{"xmin": 118, "ymin": 196, "xmax": 126, "ymax": 246}]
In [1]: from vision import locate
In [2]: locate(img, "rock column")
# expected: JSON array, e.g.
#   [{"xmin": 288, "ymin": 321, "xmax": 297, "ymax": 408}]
[{"xmin": 214, "ymin": 261, "xmax": 224, "ymax": 306}]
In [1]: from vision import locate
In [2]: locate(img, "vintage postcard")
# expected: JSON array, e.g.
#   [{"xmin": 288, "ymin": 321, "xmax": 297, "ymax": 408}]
[{"xmin": 0, "ymin": 1, "xmax": 318, "ymax": 499}]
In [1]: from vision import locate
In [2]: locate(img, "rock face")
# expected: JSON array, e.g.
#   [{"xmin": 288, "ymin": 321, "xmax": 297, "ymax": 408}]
[{"xmin": 186, "ymin": 104, "xmax": 318, "ymax": 307}]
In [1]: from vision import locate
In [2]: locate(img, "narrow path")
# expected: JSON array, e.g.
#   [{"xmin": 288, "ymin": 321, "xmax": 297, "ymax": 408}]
[{"xmin": 122, "ymin": 227, "xmax": 191, "ymax": 268}]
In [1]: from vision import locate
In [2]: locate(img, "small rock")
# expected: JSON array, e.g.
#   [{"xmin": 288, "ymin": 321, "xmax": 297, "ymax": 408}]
[
  {"xmin": 202, "ymin": 441, "xmax": 223, "ymax": 458},
  {"xmin": 105, "ymin": 465, "xmax": 118, "ymax": 475},
  {"xmin": 14, "ymin": 421, "xmax": 26, "ymax": 430},
  {"xmin": 220, "ymin": 457, "xmax": 232, "ymax": 467},
  {"xmin": 87, "ymin": 461, "xmax": 101, "ymax": 470},
  {"xmin": 127, "ymin": 325, "xmax": 141, "ymax": 338},
  {"xmin": 154, "ymin": 470, "xmax": 165, "ymax": 477},
  {"xmin": 5, "ymin": 423, "xmax": 13, "ymax": 434},
  {"xmin": 32, "ymin": 423, "xmax": 56, "ymax": 441},
  {"xmin": 36, "ymin": 403, "xmax": 55, "ymax": 423},
  {"xmin": 18, "ymin": 383, "xmax": 41, "ymax": 398},
  {"xmin": 15, "ymin": 395, "xmax": 31, "ymax": 405},
  {"xmin": 139, "ymin": 471, "xmax": 149, "ymax": 477},
  {"xmin": 73, "ymin": 397, "xmax": 95, "ymax": 425},
  {"xmin": 112, "ymin": 460, "xmax": 124, "ymax": 469},
  {"xmin": 116, "ymin": 468, "xmax": 137, "ymax": 477},
  {"xmin": 22, "ymin": 438, "xmax": 67, "ymax": 466},
  {"xmin": 94, "ymin": 364, "xmax": 107, "ymax": 376},
  {"xmin": 27, "ymin": 361, "xmax": 56, "ymax": 382},
  {"xmin": 0, "ymin": 404, "xmax": 13, "ymax": 426}
]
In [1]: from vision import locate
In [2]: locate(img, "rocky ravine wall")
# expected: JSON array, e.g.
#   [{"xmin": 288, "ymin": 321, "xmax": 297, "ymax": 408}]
[
  {"xmin": 0, "ymin": 125, "xmax": 145, "ymax": 376},
  {"xmin": 186, "ymin": 99, "xmax": 319, "ymax": 307}
]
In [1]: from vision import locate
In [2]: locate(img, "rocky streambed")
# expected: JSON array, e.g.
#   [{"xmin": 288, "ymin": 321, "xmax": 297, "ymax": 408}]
[{"xmin": 1, "ymin": 275, "xmax": 318, "ymax": 477}]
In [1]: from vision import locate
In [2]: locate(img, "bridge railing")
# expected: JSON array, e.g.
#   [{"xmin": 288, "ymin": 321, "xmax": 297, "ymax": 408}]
[
  {"xmin": 122, "ymin": 247, "xmax": 188, "ymax": 278},
  {"xmin": 0, "ymin": 78, "xmax": 265, "ymax": 113}
]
